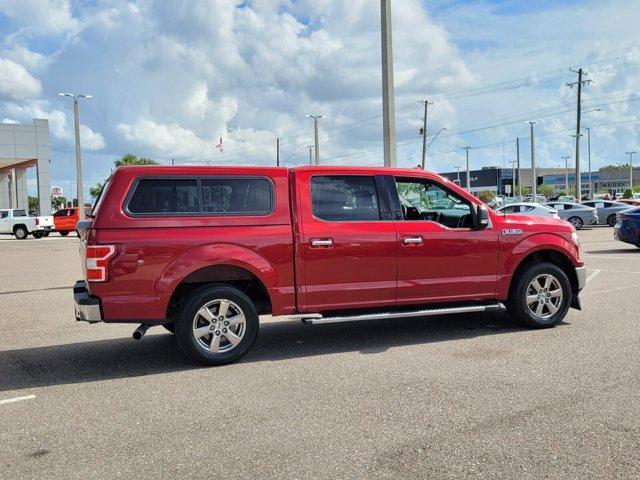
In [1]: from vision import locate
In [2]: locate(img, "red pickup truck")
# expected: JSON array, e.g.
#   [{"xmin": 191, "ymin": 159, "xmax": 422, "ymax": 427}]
[{"xmin": 74, "ymin": 165, "xmax": 585, "ymax": 365}]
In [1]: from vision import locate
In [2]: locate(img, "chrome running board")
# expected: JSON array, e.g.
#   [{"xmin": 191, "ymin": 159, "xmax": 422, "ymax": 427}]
[{"xmin": 300, "ymin": 303, "xmax": 506, "ymax": 325}]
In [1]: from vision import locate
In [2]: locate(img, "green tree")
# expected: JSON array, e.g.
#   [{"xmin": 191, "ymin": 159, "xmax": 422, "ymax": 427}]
[
  {"xmin": 51, "ymin": 196, "xmax": 67, "ymax": 211},
  {"xmin": 89, "ymin": 182, "xmax": 104, "ymax": 199},
  {"xmin": 539, "ymin": 184, "xmax": 556, "ymax": 199},
  {"xmin": 623, "ymin": 188, "xmax": 633, "ymax": 199},
  {"xmin": 516, "ymin": 185, "xmax": 531, "ymax": 196},
  {"xmin": 114, "ymin": 153, "xmax": 158, "ymax": 167},
  {"xmin": 477, "ymin": 190, "xmax": 496, "ymax": 203},
  {"xmin": 28, "ymin": 196, "xmax": 39, "ymax": 213}
]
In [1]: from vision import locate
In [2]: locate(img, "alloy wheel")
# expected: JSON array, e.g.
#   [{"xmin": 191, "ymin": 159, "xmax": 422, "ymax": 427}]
[
  {"xmin": 525, "ymin": 274, "xmax": 563, "ymax": 320},
  {"xmin": 192, "ymin": 299, "xmax": 247, "ymax": 354}
]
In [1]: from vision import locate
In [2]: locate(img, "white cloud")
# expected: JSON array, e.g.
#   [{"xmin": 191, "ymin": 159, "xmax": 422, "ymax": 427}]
[
  {"xmin": 116, "ymin": 119, "xmax": 213, "ymax": 158},
  {"xmin": 2, "ymin": 100, "xmax": 105, "ymax": 151},
  {"xmin": 0, "ymin": 58, "xmax": 41, "ymax": 100},
  {"xmin": 0, "ymin": 0, "xmax": 78, "ymax": 36}
]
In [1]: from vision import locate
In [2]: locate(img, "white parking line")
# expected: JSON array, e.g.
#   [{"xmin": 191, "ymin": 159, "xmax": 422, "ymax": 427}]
[
  {"xmin": 586, "ymin": 269, "xmax": 601, "ymax": 283},
  {"xmin": 586, "ymin": 255, "xmax": 640, "ymax": 260},
  {"xmin": 0, "ymin": 395, "xmax": 36, "ymax": 406}
]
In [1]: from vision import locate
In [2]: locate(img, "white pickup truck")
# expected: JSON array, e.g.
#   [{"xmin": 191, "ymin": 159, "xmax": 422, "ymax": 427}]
[{"xmin": 0, "ymin": 208, "xmax": 54, "ymax": 239}]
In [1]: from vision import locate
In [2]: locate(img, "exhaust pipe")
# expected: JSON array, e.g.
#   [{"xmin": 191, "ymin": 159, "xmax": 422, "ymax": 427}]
[{"xmin": 132, "ymin": 324, "xmax": 149, "ymax": 340}]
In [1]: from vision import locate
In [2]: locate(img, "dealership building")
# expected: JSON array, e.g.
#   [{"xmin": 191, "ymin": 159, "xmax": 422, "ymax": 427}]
[
  {"xmin": 439, "ymin": 166, "xmax": 567, "ymax": 196},
  {"xmin": 0, "ymin": 119, "xmax": 52, "ymax": 214}
]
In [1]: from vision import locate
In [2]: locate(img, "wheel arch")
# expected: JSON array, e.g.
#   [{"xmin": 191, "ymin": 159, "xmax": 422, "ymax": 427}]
[
  {"xmin": 508, "ymin": 248, "xmax": 579, "ymax": 300},
  {"xmin": 158, "ymin": 244, "xmax": 277, "ymax": 320}
]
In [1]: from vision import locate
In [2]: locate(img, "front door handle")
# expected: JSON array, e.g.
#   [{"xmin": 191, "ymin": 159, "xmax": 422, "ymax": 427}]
[
  {"xmin": 311, "ymin": 238, "xmax": 333, "ymax": 247},
  {"xmin": 402, "ymin": 236, "xmax": 423, "ymax": 245}
]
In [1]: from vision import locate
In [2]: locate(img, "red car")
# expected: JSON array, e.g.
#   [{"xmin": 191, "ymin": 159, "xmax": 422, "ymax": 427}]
[{"xmin": 74, "ymin": 166, "xmax": 586, "ymax": 365}]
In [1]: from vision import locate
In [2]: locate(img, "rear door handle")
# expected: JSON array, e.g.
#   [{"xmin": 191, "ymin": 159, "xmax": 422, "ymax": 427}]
[
  {"xmin": 311, "ymin": 238, "xmax": 333, "ymax": 247},
  {"xmin": 402, "ymin": 236, "xmax": 423, "ymax": 245}
]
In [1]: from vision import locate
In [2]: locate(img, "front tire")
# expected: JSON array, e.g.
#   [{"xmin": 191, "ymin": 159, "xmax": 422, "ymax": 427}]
[
  {"xmin": 568, "ymin": 216, "xmax": 583, "ymax": 230},
  {"xmin": 174, "ymin": 285, "xmax": 259, "ymax": 366},
  {"xmin": 508, "ymin": 262, "xmax": 571, "ymax": 328},
  {"xmin": 14, "ymin": 226, "xmax": 28, "ymax": 240}
]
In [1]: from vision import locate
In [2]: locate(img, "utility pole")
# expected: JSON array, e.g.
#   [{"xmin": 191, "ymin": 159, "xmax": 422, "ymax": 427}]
[
  {"xmin": 419, "ymin": 99, "xmax": 433, "ymax": 169},
  {"xmin": 587, "ymin": 127, "xmax": 592, "ymax": 199},
  {"xmin": 463, "ymin": 147, "xmax": 471, "ymax": 192},
  {"xmin": 567, "ymin": 68, "xmax": 591, "ymax": 200},
  {"xmin": 626, "ymin": 151, "xmax": 636, "ymax": 191},
  {"xmin": 562, "ymin": 156, "xmax": 571, "ymax": 191},
  {"xmin": 307, "ymin": 145, "xmax": 314, "ymax": 165},
  {"xmin": 58, "ymin": 92, "xmax": 91, "ymax": 220},
  {"xmin": 276, "ymin": 138, "xmax": 280, "ymax": 166},
  {"xmin": 527, "ymin": 121, "xmax": 537, "ymax": 199},
  {"xmin": 455, "ymin": 166, "xmax": 461, "ymax": 185},
  {"xmin": 380, "ymin": 0, "xmax": 397, "ymax": 167},
  {"xmin": 516, "ymin": 137, "xmax": 521, "ymax": 198},
  {"xmin": 306, "ymin": 115, "xmax": 322, "ymax": 164}
]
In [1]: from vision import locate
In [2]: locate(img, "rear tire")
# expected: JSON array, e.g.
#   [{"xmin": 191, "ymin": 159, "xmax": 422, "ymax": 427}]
[
  {"xmin": 44, "ymin": 231, "xmax": 50, "ymax": 237},
  {"xmin": 14, "ymin": 226, "xmax": 28, "ymax": 240},
  {"xmin": 32, "ymin": 231, "xmax": 44, "ymax": 239},
  {"xmin": 607, "ymin": 214, "xmax": 617, "ymax": 227},
  {"xmin": 568, "ymin": 216, "xmax": 583, "ymax": 230},
  {"xmin": 174, "ymin": 284, "xmax": 259, "ymax": 366},
  {"xmin": 59, "ymin": 231, "xmax": 70, "ymax": 237},
  {"xmin": 508, "ymin": 262, "xmax": 571, "ymax": 328}
]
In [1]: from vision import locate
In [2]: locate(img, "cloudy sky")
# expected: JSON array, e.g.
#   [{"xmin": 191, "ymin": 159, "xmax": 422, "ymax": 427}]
[{"xmin": 0, "ymin": 0, "xmax": 639, "ymax": 197}]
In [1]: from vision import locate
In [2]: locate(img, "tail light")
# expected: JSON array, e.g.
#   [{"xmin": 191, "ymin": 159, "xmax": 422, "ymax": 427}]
[
  {"xmin": 86, "ymin": 245, "xmax": 117, "ymax": 282},
  {"xmin": 35, "ymin": 217, "xmax": 40, "ymax": 225}
]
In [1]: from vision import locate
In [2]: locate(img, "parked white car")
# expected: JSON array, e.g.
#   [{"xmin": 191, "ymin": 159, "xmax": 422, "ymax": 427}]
[
  {"xmin": 495, "ymin": 202, "xmax": 559, "ymax": 218},
  {"xmin": 0, "ymin": 209, "xmax": 54, "ymax": 239}
]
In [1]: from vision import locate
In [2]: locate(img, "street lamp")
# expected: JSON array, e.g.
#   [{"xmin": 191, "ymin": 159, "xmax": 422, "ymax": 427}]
[
  {"xmin": 305, "ymin": 115, "xmax": 323, "ymax": 165},
  {"xmin": 58, "ymin": 92, "xmax": 92, "ymax": 220},
  {"xmin": 454, "ymin": 165, "xmax": 461, "ymax": 185}
]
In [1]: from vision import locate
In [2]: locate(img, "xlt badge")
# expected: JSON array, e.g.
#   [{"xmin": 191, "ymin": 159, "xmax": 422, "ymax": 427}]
[{"xmin": 502, "ymin": 228, "xmax": 523, "ymax": 235}]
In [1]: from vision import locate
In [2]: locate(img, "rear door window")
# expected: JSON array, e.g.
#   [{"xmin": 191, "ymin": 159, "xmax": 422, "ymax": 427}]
[
  {"xmin": 201, "ymin": 178, "xmax": 272, "ymax": 215},
  {"xmin": 127, "ymin": 179, "xmax": 199, "ymax": 214},
  {"xmin": 311, "ymin": 176, "xmax": 381, "ymax": 221},
  {"xmin": 14, "ymin": 210, "xmax": 27, "ymax": 217}
]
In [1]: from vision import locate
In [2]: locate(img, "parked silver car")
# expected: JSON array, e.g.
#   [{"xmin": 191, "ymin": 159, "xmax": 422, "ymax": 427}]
[
  {"xmin": 495, "ymin": 203, "xmax": 559, "ymax": 218},
  {"xmin": 545, "ymin": 202, "xmax": 598, "ymax": 229},
  {"xmin": 581, "ymin": 200, "xmax": 631, "ymax": 227}
]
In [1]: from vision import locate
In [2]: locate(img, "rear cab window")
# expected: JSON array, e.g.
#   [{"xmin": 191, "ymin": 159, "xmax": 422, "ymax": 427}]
[{"xmin": 126, "ymin": 177, "xmax": 273, "ymax": 216}]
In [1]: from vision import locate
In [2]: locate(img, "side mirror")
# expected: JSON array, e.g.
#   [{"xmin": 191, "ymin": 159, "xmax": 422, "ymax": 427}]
[{"xmin": 474, "ymin": 205, "xmax": 490, "ymax": 229}]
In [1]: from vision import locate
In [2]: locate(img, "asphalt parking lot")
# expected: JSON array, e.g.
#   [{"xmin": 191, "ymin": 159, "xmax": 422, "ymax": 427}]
[{"xmin": 0, "ymin": 227, "xmax": 638, "ymax": 479}]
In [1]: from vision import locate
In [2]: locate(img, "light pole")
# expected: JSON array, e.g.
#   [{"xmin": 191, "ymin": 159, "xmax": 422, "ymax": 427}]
[
  {"xmin": 463, "ymin": 147, "xmax": 471, "ymax": 192},
  {"xmin": 58, "ymin": 92, "xmax": 91, "ymax": 220},
  {"xmin": 626, "ymin": 151, "xmax": 636, "ymax": 192},
  {"xmin": 305, "ymin": 115, "xmax": 322, "ymax": 164},
  {"xmin": 380, "ymin": 0, "xmax": 397, "ymax": 167},
  {"xmin": 425, "ymin": 127, "xmax": 448, "ymax": 159},
  {"xmin": 561, "ymin": 156, "xmax": 571, "ymax": 192},
  {"xmin": 508, "ymin": 160, "xmax": 517, "ymax": 197},
  {"xmin": 307, "ymin": 145, "xmax": 314, "ymax": 165},
  {"xmin": 587, "ymin": 127, "xmax": 592, "ymax": 199},
  {"xmin": 455, "ymin": 165, "xmax": 461, "ymax": 185},
  {"xmin": 527, "ymin": 121, "xmax": 538, "ymax": 199}
]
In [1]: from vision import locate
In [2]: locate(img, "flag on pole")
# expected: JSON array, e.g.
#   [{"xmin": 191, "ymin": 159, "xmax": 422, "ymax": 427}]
[{"xmin": 215, "ymin": 137, "xmax": 224, "ymax": 153}]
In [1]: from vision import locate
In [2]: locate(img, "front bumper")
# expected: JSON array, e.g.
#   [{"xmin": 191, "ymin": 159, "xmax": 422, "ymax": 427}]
[{"xmin": 74, "ymin": 280, "xmax": 102, "ymax": 323}]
